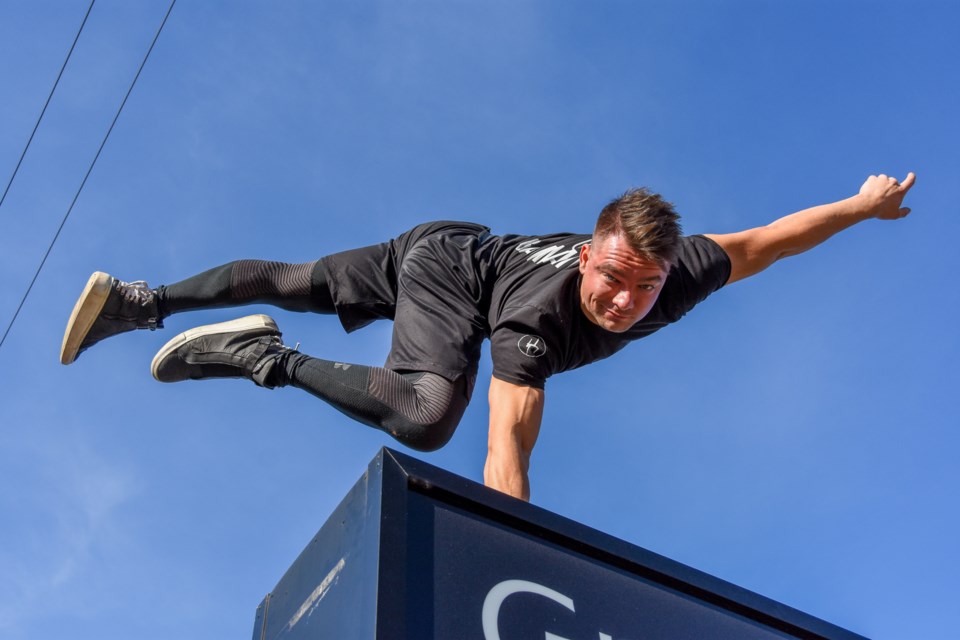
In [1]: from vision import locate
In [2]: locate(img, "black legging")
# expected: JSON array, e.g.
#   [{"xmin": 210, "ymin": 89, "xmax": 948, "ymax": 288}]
[{"xmin": 155, "ymin": 259, "xmax": 466, "ymax": 451}]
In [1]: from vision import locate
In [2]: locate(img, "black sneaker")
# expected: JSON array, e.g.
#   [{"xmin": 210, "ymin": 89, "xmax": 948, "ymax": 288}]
[
  {"xmin": 151, "ymin": 314, "xmax": 288, "ymax": 388},
  {"xmin": 60, "ymin": 272, "xmax": 162, "ymax": 365}
]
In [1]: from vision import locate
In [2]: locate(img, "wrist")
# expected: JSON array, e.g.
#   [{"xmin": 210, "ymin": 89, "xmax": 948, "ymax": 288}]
[{"xmin": 847, "ymin": 193, "xmax": 881, "ymax": 221}]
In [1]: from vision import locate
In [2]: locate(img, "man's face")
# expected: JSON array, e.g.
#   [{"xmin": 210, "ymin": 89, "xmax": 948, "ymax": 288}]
[{"xmin": 578, "ymin": 233, "xmax": 668, "ymax": 333}]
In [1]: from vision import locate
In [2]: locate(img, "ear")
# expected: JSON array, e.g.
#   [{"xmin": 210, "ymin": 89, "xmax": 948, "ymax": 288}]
[{"xmin": 578, "ymin": 243, "xmax": 591, "ymax": 274}]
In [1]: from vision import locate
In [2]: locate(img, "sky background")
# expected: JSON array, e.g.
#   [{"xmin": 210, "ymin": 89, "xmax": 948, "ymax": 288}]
[{"xmin": 1, "ymin": 1, "xmax": 957, "ymax": 638}]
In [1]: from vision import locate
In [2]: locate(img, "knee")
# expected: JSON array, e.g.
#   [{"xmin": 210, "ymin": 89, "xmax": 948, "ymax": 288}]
[
  {"xmin": 388, "ymin": 413, "xmax": 461, "ymax": 452},
  {"xmin": 377, "ymin": 371, "xmax": 470, "ymax": 452}
]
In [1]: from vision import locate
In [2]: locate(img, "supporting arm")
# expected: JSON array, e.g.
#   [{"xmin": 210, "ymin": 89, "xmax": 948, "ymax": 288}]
[
  {"xmin": 705, "ymin": 172, "xmax": 916, "ymax": 285},
  {"xmin": 485, "ymin": 376, "xmax": 545, "ymax": 501}
]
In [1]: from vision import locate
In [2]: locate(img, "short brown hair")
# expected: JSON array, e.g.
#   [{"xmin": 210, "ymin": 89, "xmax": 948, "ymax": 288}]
[{"xmin": 593, "ymin": 187, "xmax": 682, "ymax": 268}]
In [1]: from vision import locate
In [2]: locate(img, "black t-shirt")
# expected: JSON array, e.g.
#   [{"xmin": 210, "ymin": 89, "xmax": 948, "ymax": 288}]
[{"xmin": 480, "ymin": 233, "xmax": 731, "ymax": 388}]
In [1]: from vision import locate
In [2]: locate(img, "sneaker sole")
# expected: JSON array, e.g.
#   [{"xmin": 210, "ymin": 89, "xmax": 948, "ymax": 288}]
[
  {"xmin": 150, "ymin": 314, "xmax": 279, "ymax": 382},
  {"xmin": 60, "ymin": 272, "xmax": 113, "ymax": 365}
]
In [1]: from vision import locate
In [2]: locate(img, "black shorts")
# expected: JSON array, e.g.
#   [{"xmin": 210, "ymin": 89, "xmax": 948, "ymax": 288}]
[{"xmin": 320, "ymin": 221, "xmax": 493, "ymax": 394}]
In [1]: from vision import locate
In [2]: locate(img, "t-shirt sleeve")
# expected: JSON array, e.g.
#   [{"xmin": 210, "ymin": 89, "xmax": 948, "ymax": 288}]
[
  {"xmin": 489, "ymin": 310, "xmax": 562, "ymax": 389},
  {"xmin": 653, "ymin": 235, "xmax": 732, "ymax": 323}
]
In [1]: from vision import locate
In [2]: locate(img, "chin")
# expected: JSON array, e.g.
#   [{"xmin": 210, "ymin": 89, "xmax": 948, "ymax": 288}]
[{"xmin": 597, "ymin": 315, "xmax": 632, "ymax": 333}]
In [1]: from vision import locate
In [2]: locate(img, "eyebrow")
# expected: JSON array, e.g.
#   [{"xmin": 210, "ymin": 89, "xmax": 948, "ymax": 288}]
[{"xmin": 600, "ymin": 265, "xmax": 664, "ymax": 282}]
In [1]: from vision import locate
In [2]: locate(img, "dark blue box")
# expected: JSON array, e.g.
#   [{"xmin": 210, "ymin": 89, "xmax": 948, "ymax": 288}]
[{"xmin": 251, "ymin": 448, "xmax": 866, "ymax": 640}]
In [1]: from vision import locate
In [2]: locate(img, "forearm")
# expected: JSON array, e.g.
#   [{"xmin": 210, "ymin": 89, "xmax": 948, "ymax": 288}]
[
  {"xmin": 761, "ymin": 193, "xmax": 874, "ymax": 260},
  {"xmin": 708, "ymin": 173, "xmax": 915, "ymax": 284},
  {"xmin": 485, "ymin": 376, "xmax": 544, "ymax": 501},
  {"xmin": 484, "ymin": 444, "xmax": 531, "ymax": 501}
]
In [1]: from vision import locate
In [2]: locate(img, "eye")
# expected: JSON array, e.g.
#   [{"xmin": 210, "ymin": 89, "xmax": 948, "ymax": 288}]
[
  {"xmin": 638, "ymin": 284, "xmax": 656, "ymax": 292},
  {"xmin": 601, "ymin": 272, "xmax": 618, "ymax": 283}
]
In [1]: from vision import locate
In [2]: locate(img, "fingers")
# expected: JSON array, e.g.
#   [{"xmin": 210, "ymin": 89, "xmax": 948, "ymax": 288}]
[
  {"xmin": 901, "ymin": 171, "xmax": 916, "ymax": 191},
  {"xmin": 866, "ymin": 172, "xmax": 916, "ymax": 193},
  {"xmin": 861, "ymin": 171, "xmax": 916, "ymax": 220}
]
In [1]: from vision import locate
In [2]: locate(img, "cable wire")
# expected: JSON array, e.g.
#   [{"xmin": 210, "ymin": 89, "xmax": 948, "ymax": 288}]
[
  {"xmin": 0, "ymin": 0, "xmax": 177, "ymax": 354},
  {"xmin": 0, "ymin": 0, "xmax": 96, "ymax": 213}
]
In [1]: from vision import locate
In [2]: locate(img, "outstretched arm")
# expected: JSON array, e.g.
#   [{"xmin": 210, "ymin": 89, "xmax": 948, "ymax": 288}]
[
  {"xmin": 705, "ymin": 172, "xmax": 916, "ymax": 285},
  {"xmin": 485, "ymin": 376, "xmax": 545, "ymax": 501}
]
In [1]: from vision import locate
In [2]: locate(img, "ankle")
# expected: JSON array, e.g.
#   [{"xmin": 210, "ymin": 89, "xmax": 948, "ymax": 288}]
[
  {"xmin": 154, "ymin": 285, "xmax": 170, "ymax": 321},
  {"xmin": 252, "ymin": 345, "xmax": 297, "ymax": 389}
]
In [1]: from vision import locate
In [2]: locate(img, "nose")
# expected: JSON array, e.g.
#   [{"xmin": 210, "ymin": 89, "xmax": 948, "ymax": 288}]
[{"xmin": 612, "ymin": 289, "xmax": 633, "ymax": 310}]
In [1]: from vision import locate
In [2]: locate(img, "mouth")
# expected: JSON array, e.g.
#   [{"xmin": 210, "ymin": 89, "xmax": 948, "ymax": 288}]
[{"xmin": 603, "ymin": 305, "xmax": 627, "ymax": 318}]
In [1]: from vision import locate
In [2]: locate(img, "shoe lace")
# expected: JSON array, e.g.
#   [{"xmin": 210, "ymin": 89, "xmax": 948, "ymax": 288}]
[
  {"xmin": 116, "ymin": 279, "xmax": 154, "ymax": 304},
  {"xmin": 115, "ymin": 279, "xmax": 161, "ymax": 329}
]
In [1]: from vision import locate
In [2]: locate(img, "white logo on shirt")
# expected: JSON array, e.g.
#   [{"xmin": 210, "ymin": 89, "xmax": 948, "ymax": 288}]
[
  {"xmin": 518, "ymin": 335, "xmax": 547, "ymax": 358},
  {"xmin": 515, "ymin": 238, "xmax": 590, "ymax": 269}
]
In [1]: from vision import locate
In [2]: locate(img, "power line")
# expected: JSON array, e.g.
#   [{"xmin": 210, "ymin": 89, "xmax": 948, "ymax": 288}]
[
  {"xmin": 0, "ymin": 0, "xmax": 96, "ymax": 213},
  {"xmin": 0, "ymin": 0, "xmax": 177, "ymax": 354}
]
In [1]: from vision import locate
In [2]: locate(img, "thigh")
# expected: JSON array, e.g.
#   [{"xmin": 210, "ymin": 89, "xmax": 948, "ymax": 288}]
[
  {"xmin": 320, "ymin": 221, "xmax": 489, "ymax": 333},
  {"xmin": 320, "ymin": 241, "xmax": 399, "ymax": 332},
  {"xmin": 384, "ymin": 231, "xmax": 489, "ymax": 399}
]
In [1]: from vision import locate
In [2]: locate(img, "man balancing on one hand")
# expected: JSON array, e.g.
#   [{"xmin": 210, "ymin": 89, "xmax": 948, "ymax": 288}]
[{"xmin": 60, "ymin": 172, "xmax": 916, "ymax": 501}]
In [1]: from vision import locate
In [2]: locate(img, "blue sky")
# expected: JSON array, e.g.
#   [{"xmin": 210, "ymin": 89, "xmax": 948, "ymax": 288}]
[{"xmin": 1, "ymin": 1, "xmax": 957, "ymax": 638}]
